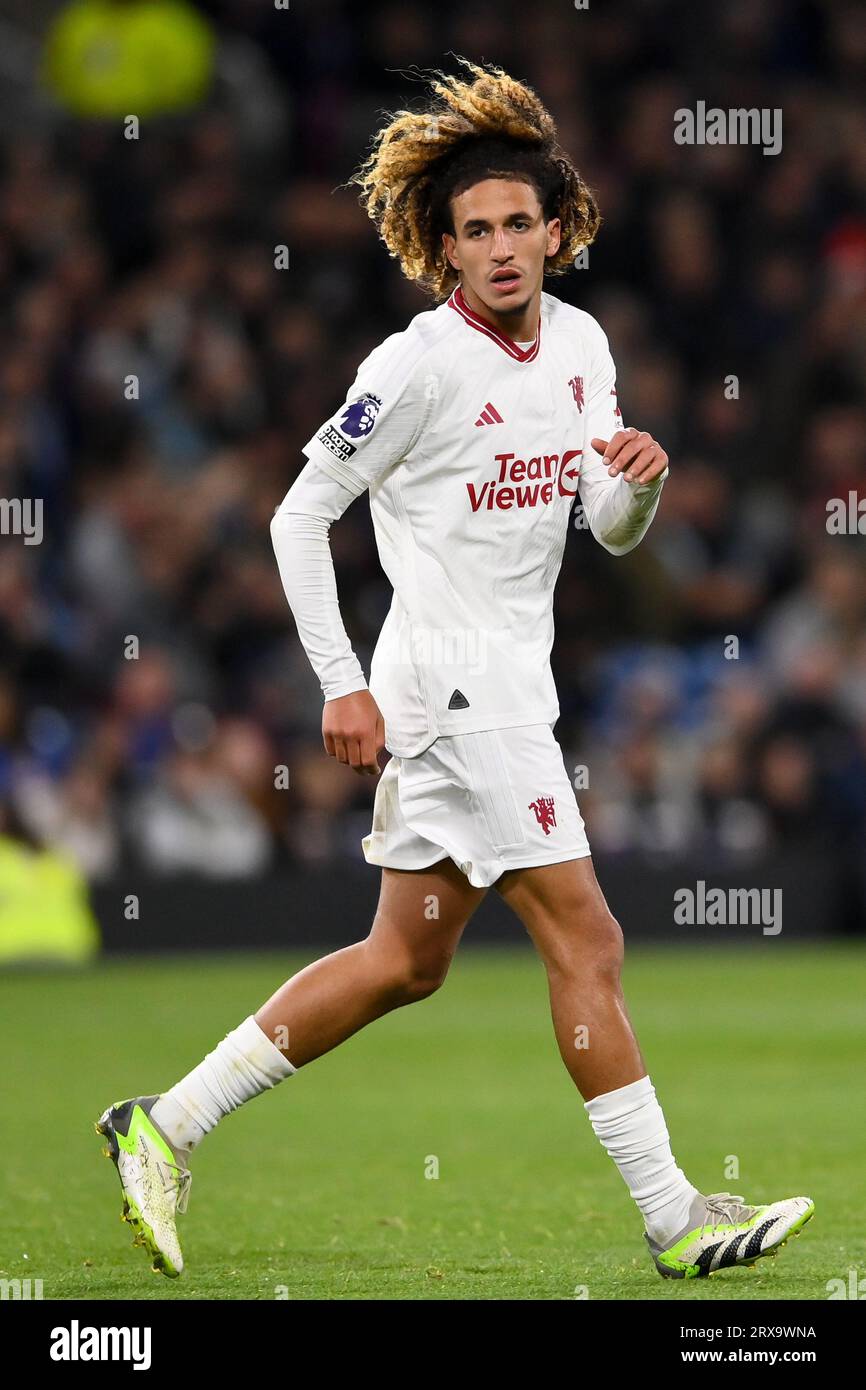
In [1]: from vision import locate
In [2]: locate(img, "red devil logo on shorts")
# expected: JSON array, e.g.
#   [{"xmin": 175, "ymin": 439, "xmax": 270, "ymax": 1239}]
[{"xmin": 529, "ymin": 796, "xmax": 557, "ymax": 835}]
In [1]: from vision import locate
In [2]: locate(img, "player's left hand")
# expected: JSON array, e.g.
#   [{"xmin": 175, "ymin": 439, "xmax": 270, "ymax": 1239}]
[{"xmin": 591, "ymin": 428, "xmax": 669, "ymax": 484}]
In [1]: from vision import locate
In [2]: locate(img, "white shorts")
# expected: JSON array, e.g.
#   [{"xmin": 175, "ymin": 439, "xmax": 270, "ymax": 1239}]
[{"xmin": 361, "ymin": 722, "xmax": 591, "ymax": 888}]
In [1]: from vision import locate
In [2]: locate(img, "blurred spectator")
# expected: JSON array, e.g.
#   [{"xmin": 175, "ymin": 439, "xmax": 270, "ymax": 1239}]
[
  {"xmin": 126, "ymin": 742, "xmax": 273, "ymax": 877},
  {"xmin": 0, "ymin": 0, "xmax": 859, "ymax": 916},
  {"xmin": 15, "ymin": 758, "xmax": 120, "ymax": 879}
]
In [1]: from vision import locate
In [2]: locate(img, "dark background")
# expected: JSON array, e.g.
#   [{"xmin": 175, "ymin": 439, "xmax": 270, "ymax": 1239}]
[{"xmin": 0, "ymin": 0, "xmax": 864, "ymax": 947}]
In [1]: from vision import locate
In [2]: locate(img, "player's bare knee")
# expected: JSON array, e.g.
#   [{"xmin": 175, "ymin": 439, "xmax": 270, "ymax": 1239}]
[
  {"xmin": 398, "ymin": 938, "xmax": 455, "ymax": 1000},
  {"xmin": 535, "ymin": 907, "xmax": 623, "ymax": 982},
  {"xmin": 362, "ymin": 930, "xmax": 452, "ymax": 1003},
  {"xmin": 593, "ymin": 914, "xmax": 624, "ymax": 986},
  {"xmin": 398, "ymin": 960, "xmax": 450, "ymax": 1002},
  {"xmin": 573, "ymin": 908, "xmax": 623, "ymax": 978}
]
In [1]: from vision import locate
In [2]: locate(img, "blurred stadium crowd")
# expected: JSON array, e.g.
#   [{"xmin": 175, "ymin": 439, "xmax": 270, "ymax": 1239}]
[{"xmin": 0, "ymin": 1, "xmax": 864, "ymax": 909}]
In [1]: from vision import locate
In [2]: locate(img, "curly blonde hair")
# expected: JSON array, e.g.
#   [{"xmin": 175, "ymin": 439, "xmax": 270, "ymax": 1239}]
[{"xmin": 345, "ymin": 55, "xmax": 601, "ymax": 302}]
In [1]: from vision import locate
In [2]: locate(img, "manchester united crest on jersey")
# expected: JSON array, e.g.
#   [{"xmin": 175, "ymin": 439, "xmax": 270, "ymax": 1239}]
[{"xmin": 569, "ymin": 375, "xmax": 584, "ymax": 412}]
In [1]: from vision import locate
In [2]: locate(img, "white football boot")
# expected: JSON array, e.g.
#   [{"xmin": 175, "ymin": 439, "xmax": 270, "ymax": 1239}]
[
  {"xmin": 95, "ymin": 1094, "xmax": 192, "ymax": 1278},
  {"xmin": 645, "ymin": 1190, "xmax": 815, "ymax": 1279}
]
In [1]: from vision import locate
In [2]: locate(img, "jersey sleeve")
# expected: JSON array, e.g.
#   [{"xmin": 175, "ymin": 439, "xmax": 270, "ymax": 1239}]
[
  {"xmin": 582, "ymin": 314, "xmax": 628, "ymax": 455},
  {"xmin": 577, "ymin": 315, "xmax": 668, "ymax": 556},
  {"xmin": 270, "ymin": 458, "xmax": 370, "ymax": 701},
  {"xmin": 300, "ymin": 333, "xmax": 435, "ymax": 497}
]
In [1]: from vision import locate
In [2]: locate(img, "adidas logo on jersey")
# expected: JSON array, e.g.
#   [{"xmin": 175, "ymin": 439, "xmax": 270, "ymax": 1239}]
[
  {"xmin": 447, "ymin": 689, "xmax": 470, "ymax": 710},
  {"xmin": 475, "ymin": 402, "xmax": 504, "ymax": 427}
]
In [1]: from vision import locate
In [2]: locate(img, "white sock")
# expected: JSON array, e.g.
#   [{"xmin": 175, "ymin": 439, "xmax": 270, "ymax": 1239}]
[
  {"xmin": 151, "ymin": 1015, "xmax": 296, "ymax": 1154},
  {"xmin": 584, "ymin": 1074, "xmax": 700, "ymax": 1245}
]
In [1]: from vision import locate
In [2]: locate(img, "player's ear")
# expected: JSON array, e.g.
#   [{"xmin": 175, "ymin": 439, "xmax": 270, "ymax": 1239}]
[
  {"xmin": 546, "ymin": 216, "xmax": 561, "ymax": 256},
  {"xmin": 442, "ymin": 231, "xmax": 459, "ymax": 271}
]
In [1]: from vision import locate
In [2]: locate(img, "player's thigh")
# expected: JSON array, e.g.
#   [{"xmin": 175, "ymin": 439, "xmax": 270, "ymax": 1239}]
[
  {"xmin": 367, "ymin": 860, "xmax": 488, "ymax": 980},
  {"xmin": 494, "ymin": 856, "xmax": 622, "ymax": 973}
]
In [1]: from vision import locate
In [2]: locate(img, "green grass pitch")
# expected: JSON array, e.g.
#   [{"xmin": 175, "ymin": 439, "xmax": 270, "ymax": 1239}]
[{"xmin": 1, "ymin": 943, "xmax": 862, "ymax": 1300}]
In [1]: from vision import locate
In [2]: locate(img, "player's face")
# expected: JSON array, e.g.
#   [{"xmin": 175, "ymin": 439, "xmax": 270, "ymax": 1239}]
[{"xmin": 442, "ymin": 178, "xmax": 560, "ymax": 325}]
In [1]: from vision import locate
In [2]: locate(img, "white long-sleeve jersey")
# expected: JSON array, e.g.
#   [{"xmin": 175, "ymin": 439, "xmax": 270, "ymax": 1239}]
[{"xmin": 271, "ymin": 285, "xmax": 667, "ymax": 757}]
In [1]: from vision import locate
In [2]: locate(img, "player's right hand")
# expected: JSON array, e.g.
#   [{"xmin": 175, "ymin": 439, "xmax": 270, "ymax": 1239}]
[{"xmin": 322, "ymin": 690, "xmax": 385, "ymax": 776}]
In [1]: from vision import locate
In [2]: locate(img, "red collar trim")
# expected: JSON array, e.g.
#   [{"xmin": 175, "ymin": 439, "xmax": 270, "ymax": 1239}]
[{"xmin": 447, "ymin": 284, "xmax": 541, "ymax": 362}]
